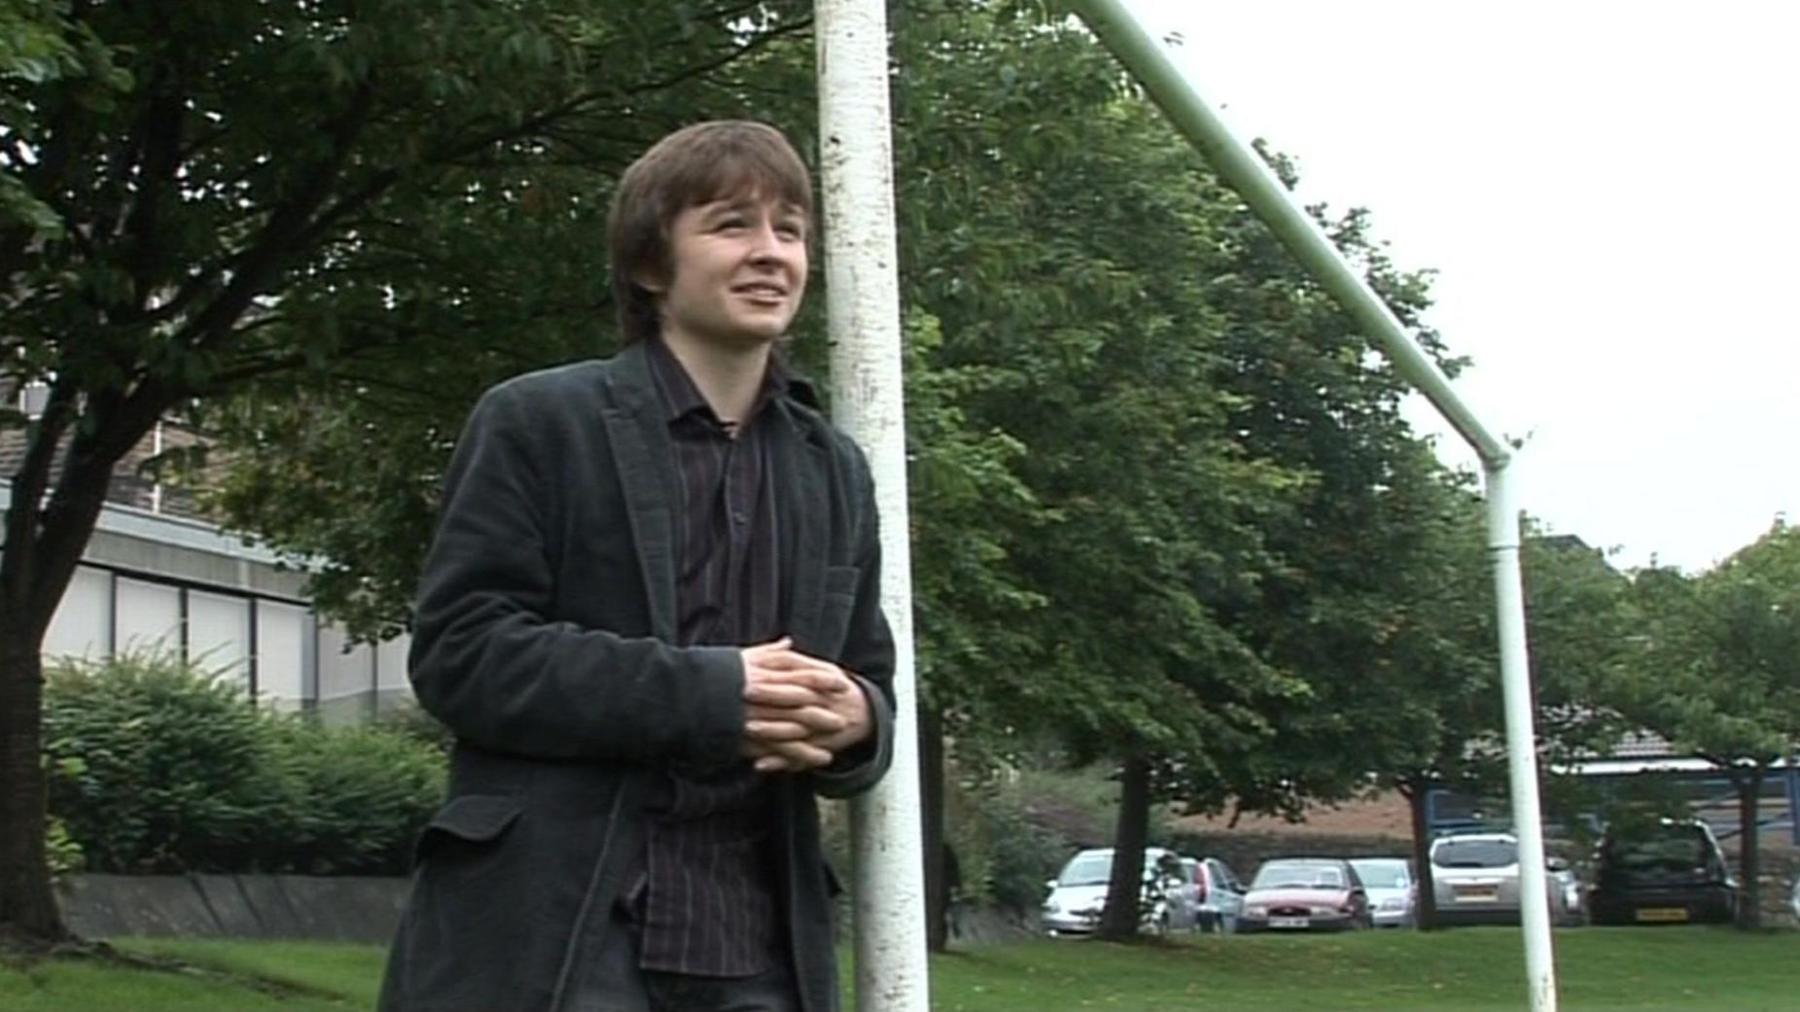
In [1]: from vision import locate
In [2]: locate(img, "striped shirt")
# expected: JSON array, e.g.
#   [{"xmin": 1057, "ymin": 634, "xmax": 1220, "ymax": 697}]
[{"xmin": 630, "ymin": 338, "xmax": 786, "ymax": 976}]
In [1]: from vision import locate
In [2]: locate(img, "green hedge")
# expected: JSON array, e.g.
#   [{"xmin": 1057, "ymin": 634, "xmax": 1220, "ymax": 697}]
[{"xmin": 43, "ymin": 651, "xmax": 445, "ymax": 876}]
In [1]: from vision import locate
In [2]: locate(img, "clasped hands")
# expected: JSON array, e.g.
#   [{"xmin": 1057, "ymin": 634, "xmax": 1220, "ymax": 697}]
[{"xmin": 739, "ymin": 636, "xmax": 870, "ymax": 774}]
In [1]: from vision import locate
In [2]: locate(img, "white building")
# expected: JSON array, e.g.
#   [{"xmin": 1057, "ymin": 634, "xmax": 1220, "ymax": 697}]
[{"xmin": 3, "ymin": 390, "xmax": 413, "ymax": 722}]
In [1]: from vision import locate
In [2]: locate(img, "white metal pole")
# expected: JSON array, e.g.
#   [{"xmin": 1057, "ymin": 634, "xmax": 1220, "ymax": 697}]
[
  {"xmin": 1485, "ymin": 463, "xmax": 1558, "ymax": 1010},
  {"xmin": 815, "ymin": 1, "xmax": 931, "ymax": 1010},
  {"xmin": 1066, "ymin": 2, "xmax": 1558, "ymax": 1009}
]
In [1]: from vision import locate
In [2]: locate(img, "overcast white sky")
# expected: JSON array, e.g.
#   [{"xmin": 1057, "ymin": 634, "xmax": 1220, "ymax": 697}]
[{"xmin": 1124, "ymin": 0, "xmax": 1799, "ymax": 572}]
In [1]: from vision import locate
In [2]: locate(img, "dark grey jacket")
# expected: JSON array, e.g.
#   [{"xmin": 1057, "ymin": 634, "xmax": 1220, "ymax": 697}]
[{"xmin": 378, "ymin": 342, "xmax": 896, "ymax": 1012}]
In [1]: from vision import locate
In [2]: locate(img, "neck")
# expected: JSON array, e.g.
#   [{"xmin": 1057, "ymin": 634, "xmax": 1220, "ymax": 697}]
[{"xmin": 657, "ymin": 330, "xmax": 773, "ymax": 424}]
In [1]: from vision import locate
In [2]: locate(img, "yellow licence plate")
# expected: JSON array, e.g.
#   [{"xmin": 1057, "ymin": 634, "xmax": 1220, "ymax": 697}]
[
  {"xmin": 1635, "ymin": 907, "xmax": 1689, "ymax": 923},
  {"xmin": 1454, "ymin": 889, "xmax": 1499, "ymax": 903}
]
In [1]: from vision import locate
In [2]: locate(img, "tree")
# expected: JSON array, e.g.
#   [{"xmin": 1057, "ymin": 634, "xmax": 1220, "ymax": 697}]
[
  {"xmin": 0, "ymin": 0, "xmax": 814, "ymax": 943},
  {"xmin": 1614, "ymin": 522, "xmax": 1800, "ymax": 929},
  {"xmin": 889, "ymin": 9, "xmax": 1316, "ymax": 940}
]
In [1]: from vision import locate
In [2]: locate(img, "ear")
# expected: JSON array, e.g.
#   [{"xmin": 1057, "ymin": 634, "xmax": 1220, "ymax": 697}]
[{"xmin": 632, "ymin": 267, "xmax": 667, "ymax": 295}]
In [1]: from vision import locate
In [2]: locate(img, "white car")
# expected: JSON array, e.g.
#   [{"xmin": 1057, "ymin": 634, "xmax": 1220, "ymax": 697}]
[{"xmin": 1041, "ymin": 846, "xmax": 1199, "ymax": 936}]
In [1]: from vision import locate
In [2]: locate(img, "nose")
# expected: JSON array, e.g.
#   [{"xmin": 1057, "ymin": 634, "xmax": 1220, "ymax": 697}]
[{"xmin": 748, "ymin": 219, "xmax": 783, "ymax": 255}]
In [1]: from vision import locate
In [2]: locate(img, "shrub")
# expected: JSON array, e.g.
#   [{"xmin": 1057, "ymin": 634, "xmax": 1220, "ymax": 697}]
[
  {"xmin": 969, "ymin": 792, "xmax": 1074, "ymax": 911},
  {"xmin": 44, "ymin": 650, "xmax": 444, "ymax": 876},
  {"xmin": 46, "ymin": 816, "xmax": 85, "ymax": 878},
  {"xmin": 266, "ymin": 721, "xmax": 446, "ymax": 875},
  {"xmin": 374, "ymin": 700, "xmax": 455, "ymax": 755},
  {"xmin": 44, "ymin": 651, "xmax": 300, "ymax": 873}
]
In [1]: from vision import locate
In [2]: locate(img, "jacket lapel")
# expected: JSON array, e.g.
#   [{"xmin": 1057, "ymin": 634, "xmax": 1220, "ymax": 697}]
[{"xmin": 599, "ymin": 343, "xmax": 680, "ymax": 641}]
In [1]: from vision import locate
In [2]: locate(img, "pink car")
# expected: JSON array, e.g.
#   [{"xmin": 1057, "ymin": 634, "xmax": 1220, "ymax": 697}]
[{"xmin": 1237, "ymin": 857, "xmax": 1374, "ymax": 933}]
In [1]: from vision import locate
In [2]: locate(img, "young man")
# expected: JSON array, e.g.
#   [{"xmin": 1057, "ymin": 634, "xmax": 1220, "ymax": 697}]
[{"xmin": 379, "ymin": 121, "xmax": 896, "ymax": 1012}]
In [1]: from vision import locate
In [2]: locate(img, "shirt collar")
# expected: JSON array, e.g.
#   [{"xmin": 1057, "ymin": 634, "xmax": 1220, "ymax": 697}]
[{"xmin": 645, "ymin": 337, "xmax": 790, "ymax": 428}]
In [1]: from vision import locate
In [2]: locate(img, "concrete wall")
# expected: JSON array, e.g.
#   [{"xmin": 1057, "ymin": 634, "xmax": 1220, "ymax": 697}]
[{"xmin": 58, "ymin": 874, "xmax": 411, "ymax": 944}]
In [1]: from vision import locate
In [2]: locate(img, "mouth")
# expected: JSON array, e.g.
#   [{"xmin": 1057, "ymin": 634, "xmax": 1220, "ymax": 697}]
[{"xmin": 732, "ymin": 282, "xmax": 788, "ymax": 301}]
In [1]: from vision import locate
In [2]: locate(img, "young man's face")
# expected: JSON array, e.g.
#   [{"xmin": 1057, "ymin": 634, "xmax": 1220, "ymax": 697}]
[{"xmin": 649, "ymin": 191, "xmax": 809, "ymax": 351}]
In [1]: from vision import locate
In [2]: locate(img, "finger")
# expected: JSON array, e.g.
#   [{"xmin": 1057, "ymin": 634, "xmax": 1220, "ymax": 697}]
[
  {"xmin": 745, "ymin": 719, "xmax": 813, "ymax": 742},
  {"xmin": 745, "ymin": 737, "xmax": 831, "ymax": 772},
  {"xmin": 746, "ymin": 701, "xmax": 835, "ymax": 723},
  {"xmin": 747, "ymin": 708, "xmax": 846, "ymax": 739},
  {"xmin": 755, "ymin": 649, "xmax": 846, "ymax": 677},
  {"xmin": 741, "ymin": 636, "xmax": 794, "ymax": 657},
  {"xmin": 744, "ymin": 683, "xmax": 838, "ymax": 709},
  {"xmin": 744, "ymin": 666, "xmax": 850, "ymax": 696},
  {"xmin": 764, "ymin": 739, "xmax": 833, "ymax": 769}
]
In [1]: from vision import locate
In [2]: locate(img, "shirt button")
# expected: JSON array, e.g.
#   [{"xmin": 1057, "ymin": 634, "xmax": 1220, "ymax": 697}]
[{"xmin": 732, "ymin": 512, "xmax": 747, "ymax": 526}]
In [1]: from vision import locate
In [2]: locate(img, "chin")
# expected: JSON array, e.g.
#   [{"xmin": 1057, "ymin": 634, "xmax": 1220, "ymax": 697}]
[{"xmin": 722, "ymin": 316, "xmax": 793, "ymax": 346}]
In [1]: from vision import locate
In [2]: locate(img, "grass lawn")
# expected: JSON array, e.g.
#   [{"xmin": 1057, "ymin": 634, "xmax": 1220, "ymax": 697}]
[
  {"xmin": 1, "ymin": 927, "xmax": 1794, "ymax": 1010},
  {"xmin": 922, "ymin": 928, "xmax": 1800, "ymax": 1011}
]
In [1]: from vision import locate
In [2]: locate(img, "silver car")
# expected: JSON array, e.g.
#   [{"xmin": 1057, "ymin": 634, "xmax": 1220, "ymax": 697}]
[
  {"xmin": 1041, "ymin": 846, "xmax": 1199, "ymax": 936},
  {"xmin": 1349, "ymin": 857, "xmax": 1416, "ymax": 928},
  {"xmin": 1182, "ymin": 855, "xmax": 1248, "ymax": 933},
  {"xmin": 1430, "ymin": 832, "xmax": 1570, "ymax": 927}
]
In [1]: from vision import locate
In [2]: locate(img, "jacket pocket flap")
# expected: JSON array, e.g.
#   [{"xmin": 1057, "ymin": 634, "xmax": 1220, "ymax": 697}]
[
  {"xmin": 425, "ymin": 794, "xmax": 523, "ymax": 843},
  {"xmin": 825, "ymin": 564, "xmax": 860, "ymax": 599}
]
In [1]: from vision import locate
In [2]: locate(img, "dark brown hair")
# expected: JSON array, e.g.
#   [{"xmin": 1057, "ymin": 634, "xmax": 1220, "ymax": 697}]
[{"xmin": 608, "ymin": 120, "xmax": 814, "ymax": 344}]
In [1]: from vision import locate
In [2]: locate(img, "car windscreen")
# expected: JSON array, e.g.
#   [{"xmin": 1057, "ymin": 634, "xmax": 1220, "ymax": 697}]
[
  {"xmin": 1608, "ymin": 829, "xmax": 1710, "ymax": 872},
  {"xmin": 1350, "ymin": 859, "xmax": 1409, "ymax": 889},
  {"xmin": 1432, "ymin": 839, "xmax": 1516, "ymax": 869},
  {"xmin": 1058, "ymin": 852, "xmax": 1112, "ymax": 886},
  {"xmin": 1251, "ymin": 862, "xmax": 1345, "ymax": 890}
]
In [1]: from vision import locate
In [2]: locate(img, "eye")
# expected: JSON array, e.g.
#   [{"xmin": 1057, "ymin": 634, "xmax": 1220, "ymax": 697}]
[
  {"xmin": 713, "ymin": 214, "xmax": 747, "ymax": 231},
  {"xmin": 776, "ymin": 219, "xmax": 806, "ymax": 240}
]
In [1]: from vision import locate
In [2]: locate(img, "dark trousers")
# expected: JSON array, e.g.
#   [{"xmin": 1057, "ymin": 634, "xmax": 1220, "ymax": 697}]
[{"xmin": 570, "ymin": 906, "xmax": 800, "ymax": 1012}]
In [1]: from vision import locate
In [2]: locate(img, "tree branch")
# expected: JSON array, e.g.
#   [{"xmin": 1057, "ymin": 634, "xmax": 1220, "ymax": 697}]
[
  {"xmin": 29, "ymin": 380, "xmax": 171, "ymax": 609},
  {"xmin": 119, "ymin": 72, "xmax": 191, "ymax": 316},
  {"xmin": 0, "ymin": 381, "xmax": 78, "ymax": 603},
  {"xmin": 176, "ymin": 80, "xmax": 381, "ymax": 353}
]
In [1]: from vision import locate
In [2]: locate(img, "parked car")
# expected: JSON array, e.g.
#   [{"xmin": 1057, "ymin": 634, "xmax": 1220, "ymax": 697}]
[
  {"xmin": 1040, "ymin": 847, "xmax": 1200, "ymax": 937},
  {"xmin": 1237, "ymin": 857, "xmax": 1372, "ymax": 933},
  {"xmin": 1429, "ymin": 832, "xmax": 1574, "ymax": 926},
  {"xmin": 1548, "ymin": 858, "xmax": 1587, "ymax": 926},
  {"xmin": 1588, "ymin": 818, "xmax": 1736, "ymax": 926},
  {"xmin": 1181, "ymin": 855, "xmax": 1247, "ymax": 933},
  {"xmin": 1349, "ymin": 857, "xmax": 1416, "ymax": 928}
]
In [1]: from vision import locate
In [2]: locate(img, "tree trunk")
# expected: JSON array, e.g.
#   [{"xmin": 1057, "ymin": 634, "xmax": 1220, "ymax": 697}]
[
  {"xmin": 1, "ymin": 422, "xmax": 127, "ymax": 945},
  {"xmin": 1097, "ymin": 753, "xmax": 1151, "ymax": 941},
  {"xmin": 1736, "ymin": 768, "xmax": 1763, "ymax": 930},
  {"xmin": 0, "ymin": 623, "xmax": 65, "ymax": 944},
  {"xmin": 1403, "ymin": 779, "xmax": 1439, "ymax": 931},
  {"xmin": 919, "ymin": 704, "xmax": 949, "ymax": 952}
]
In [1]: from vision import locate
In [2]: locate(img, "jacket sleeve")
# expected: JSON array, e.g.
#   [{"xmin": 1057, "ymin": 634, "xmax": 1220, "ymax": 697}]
[
  {"xmin": 407, "ymin": 381, "xmax": 744, "ymax": 764},
  {"xmin": 812, "ymin": 452, "xmax": 898, "ymax": 799}
]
